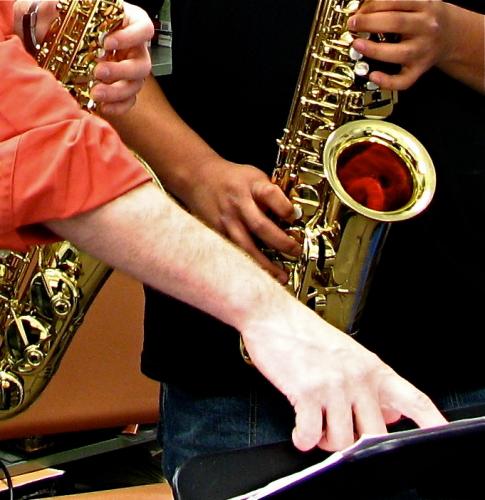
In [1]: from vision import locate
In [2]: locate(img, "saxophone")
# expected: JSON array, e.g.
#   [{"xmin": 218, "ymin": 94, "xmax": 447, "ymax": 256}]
[
  {"xmin": 241, "ymin": 0, "xmax": 436, "ymax": 362},
  {"xmin": 0, "ymin": 0, "xmax": 156, "ymax": 418}
]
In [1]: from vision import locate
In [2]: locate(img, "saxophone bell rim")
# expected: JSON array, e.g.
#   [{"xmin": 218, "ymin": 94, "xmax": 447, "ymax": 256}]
[{"xmin": 323, "ymin": 119, "xmax": 436, "ymax": 223}]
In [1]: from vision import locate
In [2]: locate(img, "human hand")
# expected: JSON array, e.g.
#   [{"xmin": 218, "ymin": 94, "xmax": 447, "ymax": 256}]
[
  {"xmin": 185, "ymin": 158, "xmax": 301, "ymax": 283},
  {"xmin": 348, "ymin": 0, "xmax": 450, "ymax": 90},
  {"xmin": 241, "ymin": 296, "xmax": 448, "ymax": 452},
  {"xmin": 92, "ymin": 2, "xmax": 154, "ymax": 115},
  {"xmin": 14, "ymin": 1, "xmax": 153, "ymax": 114}
]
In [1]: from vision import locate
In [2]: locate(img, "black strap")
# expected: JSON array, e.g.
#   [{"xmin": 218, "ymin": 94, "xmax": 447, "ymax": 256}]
[{"xmin": 22, "ymin": 1, "xmax": 41, "ymax": 56}]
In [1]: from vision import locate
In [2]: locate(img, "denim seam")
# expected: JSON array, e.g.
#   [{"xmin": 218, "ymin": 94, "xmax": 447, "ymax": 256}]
[{"xmin": 248, "ymin": 389, "xmax": 257, "ymax": 445}]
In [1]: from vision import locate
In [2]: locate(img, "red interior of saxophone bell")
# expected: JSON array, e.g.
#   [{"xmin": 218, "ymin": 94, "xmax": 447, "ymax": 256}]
[{"xmin": 336, "ymin": 142, "xmax": 413, "ymax": 211}]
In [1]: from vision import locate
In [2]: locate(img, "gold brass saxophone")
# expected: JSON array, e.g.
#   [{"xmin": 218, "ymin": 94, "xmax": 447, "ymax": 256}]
[
  {"xmin": 240, "ymin": 0, "xmax": 436, "ymax": 362},
  {"xmin": 0, "ymin": 0, "xmax": 158, "ymax": 418}
]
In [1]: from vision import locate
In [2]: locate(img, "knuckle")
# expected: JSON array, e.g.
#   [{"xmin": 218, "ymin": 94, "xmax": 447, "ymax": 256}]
[
  {"xmin": 142, "ymin": 58, "xmax": 152, "ymax": 75},
  {"xmin": 321, "ymin": 371, "xmax": 346, "ymax": 392},
  {"xmin": 257, "ymin": 181, "xmax": 279, "ymax": 198},
  {"xmin": 348, "ymin": 363, "xmax": 370, "ymax": 384},
  {"xmin": 288, "ymin": 381, "xmax": 321, "ymax": 403},
  {"xmin": 247, "ymin": 217, "xmax": 265, "ymax": 234},
  {"xmin": 400, "ymin": 44, "xmax": 414, "ymax": 63},
  {"xmin": 412, "ymin": 390, "xmax": 435, "ymax": 412},
  {"xmin": 426, "ymin": 18, "xmax": 441, "ymax": 42},
  {"xmin": 282, "ymin": 238, "xmax": 300, "ymax": 254},
  {"xmin": 218, "ymin": 214, "xmax": 234, "ymax": 232}
]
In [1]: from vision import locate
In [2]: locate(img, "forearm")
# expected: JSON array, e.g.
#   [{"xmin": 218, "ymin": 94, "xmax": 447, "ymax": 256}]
[
  {"xmin": 439, "ymin": 3, "xmax": 484, "ymax": 93},
  {"xmin": 46, "ymin": 182, "xmax": 448, "ymax": 453},
  {"xmin": 108, "ymin": 75, "xmax": 221, "ymax": 204},
  {"xmin": 44, "ymin": 183, "xmax": 281, "ymax": 332}
]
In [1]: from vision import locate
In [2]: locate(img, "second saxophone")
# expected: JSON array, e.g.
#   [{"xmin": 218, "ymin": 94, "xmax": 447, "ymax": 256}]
[{"xmin": 241, "ymin": 0, "xmax": 436, "ymax": 362}]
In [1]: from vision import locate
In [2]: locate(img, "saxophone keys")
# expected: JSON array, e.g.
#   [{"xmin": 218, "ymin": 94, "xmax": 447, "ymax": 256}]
[
  {"xmin": 290, "ymin": 184, "xmax": 321, "ymax": 218},
  {"xmin": 349, "ymin": 47, "xmax": 363, "ymax": 61},
  {"xmin": 347, "ymin": 1, "xmax": 361, "ymax": 13},
  {"xmin": 354, "ymin": 61, "xmax": 370, "ymax": 77},
  {"xmin": 293, "ymin": 204, "xmax": 303, "ymax": 221}
]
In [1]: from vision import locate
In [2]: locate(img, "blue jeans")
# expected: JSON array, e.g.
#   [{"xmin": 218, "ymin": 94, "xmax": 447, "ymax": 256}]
[
  {"xmin": 159, "ymin": 381, "xmax": 295, "ymax": 484},
  {"xmin": 158, "ymin": 382, "xmax": 485, "ymax": 486}
]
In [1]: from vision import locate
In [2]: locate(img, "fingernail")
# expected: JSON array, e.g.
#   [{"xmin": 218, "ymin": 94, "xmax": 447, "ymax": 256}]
[
  {"xmin": 104, "ymin": 38, "xmax": 118, "ymax": 51},
  {"xmin": 347, "ymin": 16, "xmax": 356, "ymax": 30},
  {"xmin": 353, "ymin": 39, "xmax": 366, "ymax": 52}
]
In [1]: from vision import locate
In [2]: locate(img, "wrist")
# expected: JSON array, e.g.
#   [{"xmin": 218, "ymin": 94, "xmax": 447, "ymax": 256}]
[
  {"xmin": 14, "ymin": 1, "xmax": 58, "ymax": 54},
  {"xmin": 13, "ymin": 1, "xmax": 32, "ymax": 39},
  {"xmin": 161, "ymin": 151, "xmax": 223, "ymax": 204}
]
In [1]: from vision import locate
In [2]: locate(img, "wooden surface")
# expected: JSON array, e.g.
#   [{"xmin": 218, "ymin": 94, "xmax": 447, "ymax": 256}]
[{"xmin": 44, "ymin": 482, "xmax": 172, "ymax": 499}]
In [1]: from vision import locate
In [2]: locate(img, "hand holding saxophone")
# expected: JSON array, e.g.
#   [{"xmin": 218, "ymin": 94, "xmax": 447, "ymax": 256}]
[
  {"xmin": 107, "ymin": 75, "xmax": 302, "ymax": 283},
  {"xmin": 14, "ymin": 1, "xmax": 153, "ymax": 114},
  {"xmin": 92, "ymin": 2, "xmax": 154, "ymax": 115},
  {"xmin": 177, "ymin": 157, "xmax": 301, "ymax": 284},
  {"xmin": 348, "ymin": 0, "xmax": 485, "ymax": 93}
]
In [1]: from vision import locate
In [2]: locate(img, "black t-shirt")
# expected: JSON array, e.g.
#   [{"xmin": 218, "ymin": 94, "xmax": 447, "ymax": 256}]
[
  {"xmin": 131, "ymin": 0, "xmax": 165, "ymax": 19},
  {"xmin": 142, "ymin": 0, "xmax": 485, "ymax": 399}
]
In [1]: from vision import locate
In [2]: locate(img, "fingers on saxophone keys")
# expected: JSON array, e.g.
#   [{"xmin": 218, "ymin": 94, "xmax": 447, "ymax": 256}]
[
  {"xmin": 223, "ymin": 221, "xmax": 289, "ymax": 284},
  {"xmin": 98, "ymin": 96, "xmax": 137, "ymax": 117},
  {"xmin": 244, "ymin": 217, "xmax": 301, "ymax": 259},
  {"xmin": 91, "ymin": 79, "xmax": 143, "ymax": 106},
  {"xmin": 94, "ymin": 55, "xmax": 152, "ymax": 85},
  {"xmin": 252, "ymin": 181, "xmax": 296, "ymax": 222}
]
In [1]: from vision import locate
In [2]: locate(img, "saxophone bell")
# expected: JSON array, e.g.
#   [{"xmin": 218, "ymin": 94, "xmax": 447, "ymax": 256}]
[
  {"xmin": 325, "ymin": 120, "xmax": 435, "ymax": 223},
  {"xmin": 309, "ymin": 119, "xmax": 435, "ymax": 333}
]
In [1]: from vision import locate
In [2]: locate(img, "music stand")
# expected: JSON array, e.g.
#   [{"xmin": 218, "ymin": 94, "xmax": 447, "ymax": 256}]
[{"xmin": 173, "ymin": 412, "xmax": 485, "ymax": 500}]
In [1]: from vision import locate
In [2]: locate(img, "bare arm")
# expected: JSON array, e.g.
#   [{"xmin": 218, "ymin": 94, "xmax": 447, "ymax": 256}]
[
  {"xmin": 349, "ymin": 0, "xmax": 484, "ymax": 93},
  {"xmin": 108, "ymin": 76, "xmax": 300, "ymax": 282},
  {"xmin": 45, "ymin": 182, "xmax": 447, "ymax": 452}
]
